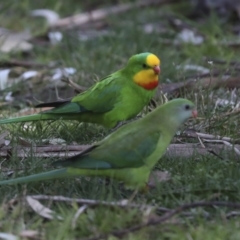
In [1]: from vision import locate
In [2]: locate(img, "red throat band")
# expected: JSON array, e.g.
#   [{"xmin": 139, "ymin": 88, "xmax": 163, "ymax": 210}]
[{"xmin": 140, "ymin": 80, "xmax": 158, "ymax": 90}]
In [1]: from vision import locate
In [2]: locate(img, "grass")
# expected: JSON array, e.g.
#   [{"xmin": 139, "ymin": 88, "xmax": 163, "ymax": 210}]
[{"xmin": 0, "ymin": 0, "xmax": 240, "ymax": 239}]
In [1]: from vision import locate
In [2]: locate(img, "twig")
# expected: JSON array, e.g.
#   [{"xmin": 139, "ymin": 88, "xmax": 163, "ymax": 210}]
[
  {"xmin": 0, "ymin": 143, "xmax": 239, "ymax": 159},
  {"xmin": 30, "ymin": 195, "xmax": 154, "ymax": 210},
  {"xmin": 0, "ymin": 145, "xmax": 90, "ymax": 152},
  {"xmin": 221, "ymin": 108, "xmax": 240, "ymax": 118},
  {"xmin": 183, "ymin": 130, "xmax": 239, "ymax": 143},
  {"xmin": 61, "ymin": 77, "xmax": 87, "ymax": 93},
  {"xmin": 52, "ymin": 0, "xmax": 177, "ymax": 29},
  {"xmin": 226, "ymin": 211, "xmax": 240, "ymax": 219},
  {"xmin": 160, "ymin": 76, "xmax": 240, "ymax": 97},
  {"xmin": 30, "ymin": 194, "xmax": 174, "ymax": 216},
  {"xmin": 203, "ymin": 139, "xmax": 240, "ymax": 156},
  {"xmin": 166, "ymin": 143, "xmax": 239, "ymax": 159},
  {"xmin": 72, "ymin": 205, "xmax": 88, "ymax": 229},
  {"xmin": 186, "ymin": 69, "xmax": 230, "ymax": 79},
  {"xmin": 83, "ymin": 201, "xmax": 240, "ymax": 240},
  {"xmin": 0, "ymin": 59, "xmax": 52, "ymax": 68},
  {"xmin": 203, "ymin": 57, "xmax": 240, "ymax": 68},
  {"xmin": 196, "ymin": 134, "xmax": 222, "ymax": 159},
  {"xmin": 183, "ymin": 130, "xmax": 240, "ymax": 158},
  {"xmin": 197, "ymin": 135, "xmax": 205, "ymax": 148}
]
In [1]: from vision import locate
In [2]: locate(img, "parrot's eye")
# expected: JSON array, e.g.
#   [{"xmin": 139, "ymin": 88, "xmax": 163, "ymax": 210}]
[
  {"xmin": 142, "ymin": 63, "xmax": 148, "ymax": 68},
  {"xmin": 185, "ymin": 105, "xmax": 190, "ymax": 110}
]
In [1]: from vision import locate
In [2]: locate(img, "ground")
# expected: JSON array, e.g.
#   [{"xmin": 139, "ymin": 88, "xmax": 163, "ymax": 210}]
[{"xmin": 0, "ymin": 0, "xmax": 240, "ymax": 239}]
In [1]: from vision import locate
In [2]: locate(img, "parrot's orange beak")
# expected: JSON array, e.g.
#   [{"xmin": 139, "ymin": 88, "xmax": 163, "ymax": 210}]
[
  {"xmin": 153, "ymin": 65, "xmax": 160, "ymax": 74},
  {"xmin": 192, "ymin": 109, "xmax": 198, "ymax": 118}
]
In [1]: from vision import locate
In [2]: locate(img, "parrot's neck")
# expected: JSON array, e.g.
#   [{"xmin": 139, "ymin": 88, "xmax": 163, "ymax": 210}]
[
  {"xmin": 133, "ymin": 69, "xmax": 159, "ymax": 90},
  {"xmin": 142, "ymin": 106, "xmax": 181, "ymax": 136}
]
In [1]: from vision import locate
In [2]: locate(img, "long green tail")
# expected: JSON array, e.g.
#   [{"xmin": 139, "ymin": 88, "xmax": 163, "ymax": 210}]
[
  {"xmin": 0, "ymin": 114, "xmax": 52, "ymax": 124},
  {"xmin": 0, "ymin": 168, "xmax": 72, "ymax": 185}
]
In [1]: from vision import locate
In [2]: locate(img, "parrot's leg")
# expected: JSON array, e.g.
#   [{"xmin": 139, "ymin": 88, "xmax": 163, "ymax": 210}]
[{"xmin": 128, "ymin": 189, "xmax": 139, "ymax": 202}]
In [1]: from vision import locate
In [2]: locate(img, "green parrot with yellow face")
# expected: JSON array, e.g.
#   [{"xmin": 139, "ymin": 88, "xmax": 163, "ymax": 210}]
[
  {"xmin": 0, "ymin": 99, "xmax": 197, "ymax": 191},
  {"xmin": 0, "ymin": 52, "xmax": 160, "ymax": 128}
]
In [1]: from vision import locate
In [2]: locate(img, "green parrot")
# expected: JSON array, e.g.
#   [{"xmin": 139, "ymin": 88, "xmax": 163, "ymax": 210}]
[
  {"xmin": 0, "ymin": 98, "xmax": 197, "ymax": 190},
  {"xmin": 0, "ymin": 52, "xmax": 161, "ymax": 128}
]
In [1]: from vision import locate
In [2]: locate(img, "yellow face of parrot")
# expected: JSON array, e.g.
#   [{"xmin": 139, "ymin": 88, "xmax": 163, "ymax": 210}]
[{"xmin": 133, "ymin": 53, "xmax": 160, "ymax": 90}]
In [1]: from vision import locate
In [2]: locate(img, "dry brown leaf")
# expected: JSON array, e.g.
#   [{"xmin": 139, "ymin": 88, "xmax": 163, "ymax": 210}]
[
  {"xmin": 26, "ymin": 196, "xmax": 62, "ymax": 220},
  {"xmin": 20, "ymin": 230, "xmax": 40, "ymax": 239},
  {"xmin": 0, "ymin": 131, "xmax": 9, "ymax": 147},
  {"xmin": 148, "ymin": 171, "xmax": 171, "ymax": 188},
  {"xmin": 0, "ymin": 28, "xmax": 32, "ymax": 53},
  {"xmin": 71, "ymin": 205, "xmax": 88, "ymax": 229},
  {"xmin": 16, "ymin": 137, "xmax": 32, "ymax": 147},
  {"xmin": 31, "ymin": 9, "xmax": 60, "ymax": 26},
  {"xmin": 0, "ymin": 233, "xmax": 17, "ymax": 240}
]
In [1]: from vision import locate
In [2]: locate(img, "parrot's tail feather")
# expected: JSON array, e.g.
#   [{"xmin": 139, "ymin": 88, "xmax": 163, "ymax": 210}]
[
  {"xmin": 35, "ymin": 99, "xmax": 71, "ymax": 108},
  {"xmin": 0, "ymin": 114, "xmax": 54, "ymax": 124},
  {"xmin": 0, "ymin": 168, "xmax": 71, "ymax": 185}
]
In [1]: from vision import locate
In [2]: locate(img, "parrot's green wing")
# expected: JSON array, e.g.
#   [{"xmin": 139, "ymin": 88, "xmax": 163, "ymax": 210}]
[
  {"xmin": 53, "ymin": 129, "xmax": 161, "ymax": 169},
  {"xmin": 42, "ymin": 74, "xmax": 123, "ymax": 115},
  {"xmin": 71, "ymin": 75, "xmax": 122, "ymax": 113}
]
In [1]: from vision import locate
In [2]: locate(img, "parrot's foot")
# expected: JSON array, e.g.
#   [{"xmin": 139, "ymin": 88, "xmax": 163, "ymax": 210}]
[{"xmin": 138, "ymin": 183, "xmax": 151, "ymax": 194}]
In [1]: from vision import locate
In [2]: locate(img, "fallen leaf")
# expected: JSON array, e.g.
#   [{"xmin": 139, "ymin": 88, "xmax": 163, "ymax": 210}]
[
  {"xmin": 0, "ymin": 131, "xmax": 9, "ymax": 147},
  {"xmin": 0, "ymin": 28, "xmax": 32, "ymax": 53},
  {"xmin": 0, "ymin": 69, "xmax": 11, "ymax": 90},
  {"xmin": 175, "ymin": 28, "xmax": 204, "ymax": 45},
  {"xmin": 148, "ymin": 171, "xmax": 171, "ymax": 188},
  {"xmin": 52, "ymin": 67, "xmax": 76, "ymax": 81},
  {"xmin": 176, "ymin": 64, "xmax": 210, "ymax": 74},
  {"xmin": 16, "ymin": 137, "xmax": 33, "ymax": 147},
  {"xmin": 71, "ymin": 205, "xmax": 88, "ymax": 229},
  {"xmin": 48, "ymin": 31, "xmax": 63, "ymax": 44},
  {"xmin": 30, "ymin": 9, "xmax": 60, "ymax": 26},
  {"xmin": 26, "ymin": 196, "xmax": 62, "ymax": 220},
  {"xmin": 0, "ymin": 233, "xmax": 17, "ymax": 240},
  {"xmin": 42, "ymin": 138, "xmax": 66, "ymax": 145},
  {"xmin": 21, "ymin": 71, "xmax": 38, "ymax": 80},
  {"xmin": 20, "ymin": 230, "xmax": 40, "ymax": 239},
  {"xmin": 5, "ymin": 92, "xmax": 14, "ymax": 102}
]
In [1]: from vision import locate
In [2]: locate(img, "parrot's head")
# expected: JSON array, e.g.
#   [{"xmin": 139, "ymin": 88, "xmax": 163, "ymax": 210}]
[
  {"xmin": 126, "ymin": 52, "xmax": 160, "ymax": 91},
  {"xmin": 164, "ymin": 98, "xmax": 197, "ymax": 125}
]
